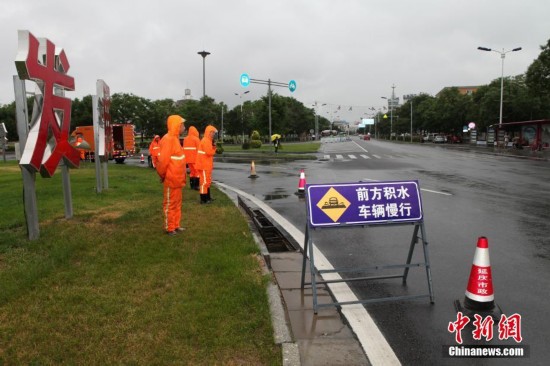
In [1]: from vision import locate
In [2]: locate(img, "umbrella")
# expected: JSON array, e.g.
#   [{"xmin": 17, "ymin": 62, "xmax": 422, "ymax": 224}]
[{"xmin": 271, "ymin": 134, "xmax": 281, "ymax": 142}]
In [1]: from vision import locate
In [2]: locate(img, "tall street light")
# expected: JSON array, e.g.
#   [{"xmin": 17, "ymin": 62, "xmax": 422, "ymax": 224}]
[
  {"xmin": 477, "ymin": 46, "xmax": 522, "ymax": 126},
  {"xmin": 381, "ymin": 96, "xmax": 393, "ymax": 140},
  {"xmin": 381, "ymin": 84, "xmax": 396, "ymax": 140},
  {"xmin": 197, "ymin": 50, "xmax": 210, "ymax": 98},
  {"xmin": 235, "ymin": 91, "xmax": 250, "ymax": 142}
]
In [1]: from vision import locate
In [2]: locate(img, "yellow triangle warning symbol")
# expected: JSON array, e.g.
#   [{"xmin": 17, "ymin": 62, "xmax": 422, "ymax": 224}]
[{"xmin": 316, "ymin": 187, "xmax": 350, "ymax": 222}]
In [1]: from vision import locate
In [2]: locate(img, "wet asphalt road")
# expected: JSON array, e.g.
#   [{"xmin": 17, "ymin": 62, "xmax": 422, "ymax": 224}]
[{"xmin": 209, "ymin": 139, "xmax": 549, "ymax": 365}]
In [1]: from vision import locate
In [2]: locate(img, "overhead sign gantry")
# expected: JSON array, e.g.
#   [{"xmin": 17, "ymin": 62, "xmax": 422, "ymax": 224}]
[{"xmin": 240, "ymin": 73, "xmax": 296, "ymax": 139}]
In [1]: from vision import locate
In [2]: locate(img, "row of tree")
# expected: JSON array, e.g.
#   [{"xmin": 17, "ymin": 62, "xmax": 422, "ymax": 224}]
[{"xmin": 2, "ymin": 39, "xmax": 549, "ymax": 143}]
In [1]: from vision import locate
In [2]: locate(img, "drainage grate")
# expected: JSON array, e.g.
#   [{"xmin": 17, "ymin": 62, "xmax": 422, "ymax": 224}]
[{"xmin": 238, "ymin": 196, "xmax": 295, "ymax": 253}]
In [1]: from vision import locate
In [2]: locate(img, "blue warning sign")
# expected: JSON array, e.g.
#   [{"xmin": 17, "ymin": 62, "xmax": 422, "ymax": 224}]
[{"xmin": 306, "ymin": 181, "xmax": 423, "ymax": 227}]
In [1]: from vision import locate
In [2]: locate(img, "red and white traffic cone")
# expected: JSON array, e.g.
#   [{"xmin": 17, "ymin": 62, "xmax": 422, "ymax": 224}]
[
  {"xmin": 296, "ymin": 169, "xmax": 306, "ymax": 195},
  {"xmin": 248, "ymin": 160, "xmax": 259, "ymax": 179},
  {"xmin": 140, "ymin": 153, "xmax": 145, "ymax": 164},
  {"xmin": 454, "ymin": 236, "xmax": 502, "ymax": 320}
]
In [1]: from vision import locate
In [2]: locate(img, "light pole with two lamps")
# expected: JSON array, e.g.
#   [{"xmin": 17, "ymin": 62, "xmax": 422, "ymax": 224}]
[
  {"xmin": 235, "ymin": 91, "xmax": 250, "ymax": 143},
  {"xmin": 477, "ymin": 46, "xmax": 522, "ymax": 126}
]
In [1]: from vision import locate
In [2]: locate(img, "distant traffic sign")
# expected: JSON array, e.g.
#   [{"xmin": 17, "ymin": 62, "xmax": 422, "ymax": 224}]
[
  {"xmin": 288, "ymin": 79, "xmax": 297, "ymax": 92},
  {"xmin": 240, "ymin": 73, "xmax": 250, "ymax": 87}
]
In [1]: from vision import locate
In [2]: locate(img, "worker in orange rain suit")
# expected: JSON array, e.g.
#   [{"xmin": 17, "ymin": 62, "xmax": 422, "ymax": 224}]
[
  {"xmin": 182, "ymin": 126, "xmax": 201, "ymax": 190},
  {"xmin": 156, "ymin": 115, "xmax": 187, "ymax": 235},
  {"xmin": 148, "ymin": 135, "xmax": 161, "ymax": 168},
  {"xmin": 195, "ymin": 125, "xmax": 218, "ymax": 204},
  {"xmin": 75, "ymin": 134, "xmax": 85, "ymax": 160}
]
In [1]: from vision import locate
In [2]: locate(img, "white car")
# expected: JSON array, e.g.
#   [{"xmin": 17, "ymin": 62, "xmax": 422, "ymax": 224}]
[{"xmin": 433, "ymin": 135, "xmax": 447, "ymax": 143}]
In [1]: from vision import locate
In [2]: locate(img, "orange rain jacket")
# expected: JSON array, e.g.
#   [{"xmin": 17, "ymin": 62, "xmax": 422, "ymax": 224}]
[
  {"xmin": 157, "ymin": 116, "xmax": 186, "ymax": 188},
  {"xmin": 149, "ymin": 135, "xmax": 161, "ymax": 167},
  {"xmin": 195, "ymin": 125, "xmax": 217, "ymax": 172},
  {"xmin": 183, "ymin": 126, "xmax": 200, "ymax": 164}
]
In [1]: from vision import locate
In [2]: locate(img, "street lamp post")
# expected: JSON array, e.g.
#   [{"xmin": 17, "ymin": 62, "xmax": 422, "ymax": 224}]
[
  {"xmin": 410, "ymin": 100, "xmax": 413, "ymax": 143},
  {"xmin": 477, "ymin": 46, "xmax": 522, "ymax": 126},
  {"xmin": 235, "ymin": 91, "xmax": 250, "ymax": 143},
  {"xmin": 197, "ymin": 50, "xmax": 210, "ymax": 98},
  {"xmin": 381, "ymin": 96, "xmax": 393, "ymax": 140}
]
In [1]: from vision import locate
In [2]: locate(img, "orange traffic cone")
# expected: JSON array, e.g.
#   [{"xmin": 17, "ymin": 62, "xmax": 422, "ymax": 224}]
[
  {"xmin": 248, "ymin": 160, "xmax": 259, "ymax": 179},
  {"xmin": 454, "ymin": 237, "xmax": 502, "ymax": 319},
  {"xmin": 140, "ymin": 153, "xmax": 145, "ymax": 164},
  {"xmin": 297, "ymin": 169, "xmax": 306, "ymax": 195}
]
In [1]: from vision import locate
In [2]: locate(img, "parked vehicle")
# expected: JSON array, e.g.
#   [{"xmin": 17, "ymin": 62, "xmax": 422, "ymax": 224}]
[
  {"xmin": 433, "ymin": 134, "xmax": 447, "ymax": 143},
  {"xmin": 423, "ymin": 133, "xmax": 436, "ymax": 142},
  {"xmin": 71, "ymin": 124, "xmax": 136, "ymax": 163},
  {"xmin": 446, "ymin": 135, "xmax": 462, "ymax": 143}
]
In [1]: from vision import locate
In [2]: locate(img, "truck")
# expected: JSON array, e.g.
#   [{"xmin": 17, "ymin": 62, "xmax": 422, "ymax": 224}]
[{"xmin": 71, "ymin": 124, "xmax": 136, "ymax": 163}]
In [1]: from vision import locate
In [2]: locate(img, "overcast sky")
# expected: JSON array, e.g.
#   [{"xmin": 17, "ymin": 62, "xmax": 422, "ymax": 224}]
[{"xmin": 1, "ymin": 0, "xmax": 549, "ymax": 122}]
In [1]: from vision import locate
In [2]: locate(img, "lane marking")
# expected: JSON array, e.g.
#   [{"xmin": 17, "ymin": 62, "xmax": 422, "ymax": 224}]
[
  {"xmin": 336, "ymin": 154, "xmax": 344, "ymax": 159},
  {"xmin": 352, "ymin": 140, "xmax": 369, "ymax": 153},
  {"xmin": 349, "ymin": 154, "xmax": 357, "ymax": 159},
  {"xmin": 372, "ymin": 154, "xmax": 382, "ymax": 159},
  {"xmin": 360, "ymin": 154, "xmax": 370, "ymax": 159},
  {"xmin": 362, "ymin": 178, "xmax": 453, "ymax": 196},
  {"xmin": 216, "ymin": 182, "xmax": 402, "ymax": 366},
  {"xmin": 421, "ymin": 188, "xmax": 453, "ymax": 196},
  {"xmin": 323, "ymin": 154, "xmax": 330, "ymax": 160}
]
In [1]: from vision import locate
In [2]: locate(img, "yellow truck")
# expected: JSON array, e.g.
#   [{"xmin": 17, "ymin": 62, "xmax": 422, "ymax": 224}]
[{"xmin": 71, "ymin": 124, "xmax": 135, "ymax": 163}]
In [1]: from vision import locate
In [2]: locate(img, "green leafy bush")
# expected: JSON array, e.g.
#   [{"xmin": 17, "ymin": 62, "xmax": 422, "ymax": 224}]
[
  {"xmin": 249, "ymin": 140, "xmax": 262, "ymax": 149},
  {"xmin": 250, "ymin": 130, "xmax": 262, "ymax": 149}
]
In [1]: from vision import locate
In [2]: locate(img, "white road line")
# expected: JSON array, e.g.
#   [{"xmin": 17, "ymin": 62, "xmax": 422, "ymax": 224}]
[
  {"xmin": 421, "ymin": 188, "xmax": 453, "ymax": 196},
  {"xmin": 360, "ymin": 154, "xmax": 370, "ymax": 159},
  {"xmin": 352, "ymin": 140, "xmax": 369, "ymax": 153},
  {"xmin": 362, "ymin": 178, "xmax": 453, "ymax": 196},
  {"xmin": 349, "ymin": 154, "xmax": 357, "ymax": 159},
  {"xmin": 323, "ymin": 155, "xmax": 330, "ymax": 160},
  {"xmin": 336, "ymin": 154, "xmax": 344, "ymax": 159},
  {"xmin": 372, "ymin": 154, "xmax": 382, "ymax": 159},
  {"xmin": 216, "ymin": 182, "xmax": 401, "ymax": 366}
]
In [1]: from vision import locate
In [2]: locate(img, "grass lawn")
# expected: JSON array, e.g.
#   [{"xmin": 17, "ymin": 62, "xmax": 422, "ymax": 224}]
[
  {"xmin": 0, "ymin": 161, "xmax": 281, "ymax": 365},
  {"xmin": 222, "ymin": 141, "xmax": 320, "ymax": 154}
]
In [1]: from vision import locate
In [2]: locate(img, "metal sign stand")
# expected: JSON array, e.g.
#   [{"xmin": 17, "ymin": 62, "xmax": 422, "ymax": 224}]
[{"xmin": 300, "ymin": 181, "xmax": 435, "ymax": 313}]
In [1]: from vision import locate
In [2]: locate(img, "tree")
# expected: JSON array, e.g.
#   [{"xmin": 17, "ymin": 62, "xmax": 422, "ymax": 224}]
[
  {"xmin": 71, "ymin": 95, "xmax": 94, "ymax": 129},
  {"xmin": 111, "ymin": 93, "xmax": 155, "ymax": 143},
  {"xmin": 526, "ymin": 38, "xmax": 550, "ymax": 118},
  {"xmin": 526, "ymin": 39, "xmax": 550, "ymax": 96}
]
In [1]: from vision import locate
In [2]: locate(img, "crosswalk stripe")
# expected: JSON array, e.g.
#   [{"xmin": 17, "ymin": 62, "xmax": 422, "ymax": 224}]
[
  {"xmin": 372, "ymin": 154, "xmax": 382, "ymax": 159},
  {"xmin": 324, "ymin": 155, "xmax": 330, "ymax": 160},
  {"xmin": 360, "ymin": 154, "xmax": 370, "ymax": 159},
  {"xmin": 336, "ymin": 154, "xmax": 344, "ymax": 159},
  {"xmin": 349, "ymin": 154, "xmax": 357, "ymax": 159}
]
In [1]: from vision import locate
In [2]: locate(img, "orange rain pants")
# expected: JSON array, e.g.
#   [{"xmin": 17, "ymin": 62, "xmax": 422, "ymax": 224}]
[
  {"xmin": 163, "ymin": 186, "xmax": 182, "ymax": 232},
  {"xmin": 199, "ymin": 169, "xmax": 212, "ymax": 194}
]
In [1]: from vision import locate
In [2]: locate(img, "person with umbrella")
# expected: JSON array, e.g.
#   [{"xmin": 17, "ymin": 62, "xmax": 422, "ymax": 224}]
[{"xmin": 271, "ymin": 134, "xmax": 281, "ymax": 153}]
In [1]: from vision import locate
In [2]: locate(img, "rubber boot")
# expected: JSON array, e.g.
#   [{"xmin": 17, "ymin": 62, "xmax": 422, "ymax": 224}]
[
  {"xmin": 200, "ymin": 194, "xmax": 210, "ymax": 204},
  {"xmin": 207, "ymin": 188, "xmax": 214, "ymax": 202},
  {"xmin": 194, "ymin": 177, "xmax": 200, "ymax": 190}
]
